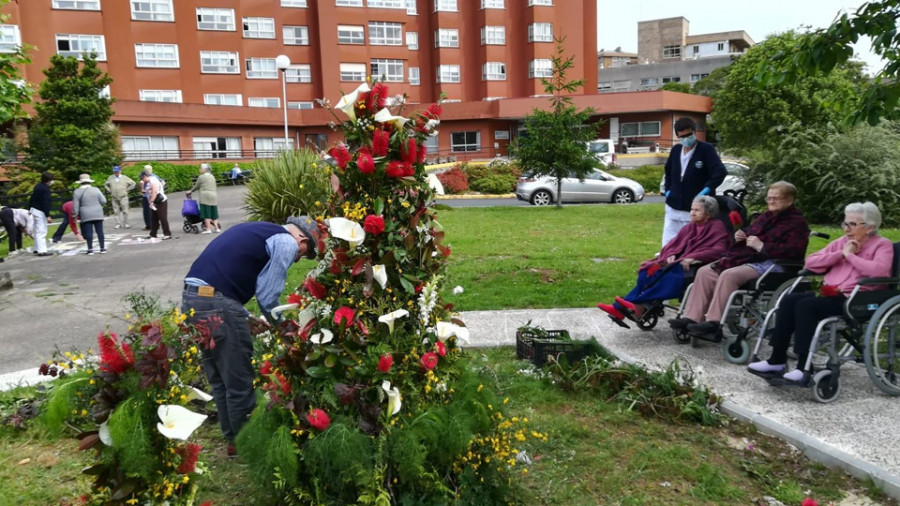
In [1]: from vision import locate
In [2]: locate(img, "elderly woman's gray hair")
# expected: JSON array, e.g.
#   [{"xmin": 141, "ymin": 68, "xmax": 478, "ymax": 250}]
[
  {"xmin": 138, "ymin": 170, "xmax": 151, "ymax": 180},
  {"xmin": 693, "ymin": 195, "xmax": 719, "ymax": 218},
  {"xmin": 199, "ymin": 163, "xmax": 211, "ymax": 173},
  {"xmin": 845, "ymin": 202, "xmax": 882, "ymax": 232}
]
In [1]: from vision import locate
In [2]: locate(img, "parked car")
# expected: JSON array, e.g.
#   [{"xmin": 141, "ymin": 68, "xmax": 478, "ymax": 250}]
[
  {"xmin": 658, "ymin": 160, "xmax": 749, "ymax": 195},
  {"xmin": 516, "ymin": 168, "xmax": 645, "ymax": 206},
  {"xmin": 587, "ymin": 139, "xmax": 616, "ymax": 166}
]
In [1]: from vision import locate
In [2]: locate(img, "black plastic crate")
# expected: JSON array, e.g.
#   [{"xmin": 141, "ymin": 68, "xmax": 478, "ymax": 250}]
[{"xmin": 516, "ymin": 329, "xmax": 584, "ymax": 367}]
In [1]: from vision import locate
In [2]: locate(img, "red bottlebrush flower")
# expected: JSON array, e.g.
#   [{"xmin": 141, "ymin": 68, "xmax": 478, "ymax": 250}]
[
  {"xmin": 421, "ymin": 352, "xmax": 439, "ymax": 371},
  {"xmin": 98, "ymin": 332, "xmax": 135, "ymax": 374},
  {"xmin": 373, "ymin": 129, "xmax": 390, "ymax": 156},
  {"xmin": 328, "ymin": 144, "xmax": 352, "ymax": 170},
  {"xmin": 307, "ymin": 408, "xmax": 331, "ymax": 431},
  {"xmin": 801, "ymin": 499, "xmax": 818, "ymax": 506},
  {"xmin": 820, "ymin": 284, "xmax": 842, "ymax": 297},
  {"xmin": 402, "ymin": 162, "xmax": 415, "ymax": 177},
  {"xmin": 426, "ymin": 103, "xmax": 442, "ymax": 119},
  {"xmin": 385, "ymin": 160, "xmax": 406, "ymax": 178},
  {"xmin": 363, "ymin": 215, "xmax": 385, "ymax": 235},
  {"xmin": 377, "ymin": 354, "xmax": 393, "ymax": 373},
  {"xmin": 440, "ymin": 245, "xmax": 452, "ymax": 258},
  {"xmin": 414, "ymin": 283, "xmax": 423, "ymax": 294},
  {"xmin": 260, "ymin": 360, "xmax": 273, "ymax": 375},
  {"xmin": 177, "ymin": 443, "xmax": 202, "ymax": 474},
  {"xmin": 334, "ymin": 306, "xmax": 355, "ymax": 326},
  {"xmin": 303, "ymin": 278, "xmax": 327, "ymax": 300},
  {"xmin": 435, "ymin": 341, "xmax": 447, "ymax": 357},
  {"xmin": 729, "ymin": 210, "xmax": 743, "ymax": 228},
  {"xmin": 417, "ymin": 144, "xmax": 427, "ymax": 164},
  {"xmin": 275, "ymin": 371, "xmax": 291, "ymax": 395},
  {"xmin": 356, "ymin": 148, "xmax": 375, "ymax": 175},
  {"xmin": 646, "ymin": 263, "xmax": 661, "ymax": 277},
  {"xmin": 402, "ymin": 138, "xmax": 418, "ymax": 164},
  {"xmin": 369, "ymin": 82, "xmax": 388, "ymax": 109},
  {"xmin": 286, "ymin": 292, "xmax": 303, "ymax": 305}
]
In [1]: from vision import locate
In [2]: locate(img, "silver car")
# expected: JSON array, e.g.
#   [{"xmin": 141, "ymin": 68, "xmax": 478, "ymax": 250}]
[
  {"xmin": 658, "ymin": 161, "xmax": 748, "ymax": 194},
  {"xmin": 516, "ymin": 168, "xmax": 645, "ymax": 206}
]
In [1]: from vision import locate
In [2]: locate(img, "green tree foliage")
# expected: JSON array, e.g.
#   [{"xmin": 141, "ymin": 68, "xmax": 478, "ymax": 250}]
[
  {"xmin": 713, "ymin": 31, "xmax": 865, "ymax": 153},
  {"xmin": 511, "ymin": 38, "xmax": 598, "ymax": 208},
  {"xmin": 24, "ymin": 54, "xmax": 121, "ymax": 181},
  {"xmin": 659, "ymin": 82, "xmax": 692, "ymax": 93},
  {"xmin": 692, "ymin": 64, "xmax": 732, "ymax": 98},
  {"xmin": 0, "ymin": 0, "xmax": 33, "ymax": 125},
  {"xmin": 755, "ymin": 0, "xmax": 900, "ymax": 125}
]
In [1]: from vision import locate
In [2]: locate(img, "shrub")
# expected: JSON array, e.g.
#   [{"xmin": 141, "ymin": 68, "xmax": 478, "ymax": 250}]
[
  {"xmin": 436, "ymin": 167, "xmax": 468, "ymax": 194},
  {"xmin": 244, "ymin": 149, "xmax": 331, "ymax": 223},
  {"xmin": 607, "ymin": 164, "xmax": 664, "ymax": 193},
  {"xmin": 464, "ymin": 159, "xmax": 522, "ymax": 194},
  {"xmin": 470, "ymin": 173, "xmax": 516, "ymax": 194}
]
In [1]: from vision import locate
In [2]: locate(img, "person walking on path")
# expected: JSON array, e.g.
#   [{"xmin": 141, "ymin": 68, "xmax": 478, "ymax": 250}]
[
  {"xmin": 51, "ymin": 200, "xmax": 83, "ymax": 244},
  {"xmin": 104, "ymin": 165, "xmax": 136, "ymax": 230},
  {"xmin": 187, "ymin": 163, "xmax": 221, "ymax": 234},
  {"xmin": 1, "ymin": 206, "xmax": 33, "ymax": 259},
  {"xmin": 140, "ymin": 169, "xmax": 171, "ymax": 240},
  {"xmin": 662, "ymin": 117, "xmax": 726, "ymax": 246},
  {"xmin": 180, "ymin": 217, "xmax": 319, "ymax": 454},
  {"xmin": 139, "ymin": 164, "xmax": 154, "ymax": 230},
  {"xmin": 73, "ymin": 174, "xmax": 108, "ymax": 255},
  {"xmin": 28, "ymin": 171, "xmax": 54, "ymax": 256}
]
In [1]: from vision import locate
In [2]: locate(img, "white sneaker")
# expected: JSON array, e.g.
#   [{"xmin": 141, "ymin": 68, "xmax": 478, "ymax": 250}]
[
  {"xmin": 747, "ymin": 360, "xmax": 785, "ymax": 373},
  {"xmin": 115, "ymin": 224, "xmax": 121, "ymax": 229},
  {"xmin": 201, "ymin": 230, "xmax": 212, "ymax": 235},
  {"xmin": 125, "ymin": 224, "xmax": 131, "ymax": 229},
  {"xmin": 783, "ymin": 369, "xmax": 804, "ymax": 382}
]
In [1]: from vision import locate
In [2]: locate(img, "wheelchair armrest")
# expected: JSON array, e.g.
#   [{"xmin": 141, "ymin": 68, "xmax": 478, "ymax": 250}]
[
  {"xmin": 796, "ymin": 269, "xmax": 820, "ymax": 277},
  {"xmin": 771, "ymin": 259, "xmax": 804, "ymax": 269},
  {"xmin": 810, "ymin": 230, "xmax": 831, "ymax": 240},
  {"xmin": 857, "ymin": 277, "xmax": 899, "ymax": 286}
]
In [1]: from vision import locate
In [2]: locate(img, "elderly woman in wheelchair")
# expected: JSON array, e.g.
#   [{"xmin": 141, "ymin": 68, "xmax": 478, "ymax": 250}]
[
  {"xmin": 598, "ymin": 196, "xmax": 731, "ymax": 328},
  {"xmin": 747, "ymin": 202, "xmax": 894, "ymax": 384}
]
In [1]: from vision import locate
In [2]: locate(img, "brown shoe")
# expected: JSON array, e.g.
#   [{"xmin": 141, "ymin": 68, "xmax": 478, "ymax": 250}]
[{"xmin": 226, "ymin": 444, "xmax": 237, "ymax": 458}]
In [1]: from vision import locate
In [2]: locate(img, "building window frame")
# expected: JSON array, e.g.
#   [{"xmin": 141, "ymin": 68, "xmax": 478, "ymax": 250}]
[
  {"xmin": 248, "ymin": 97, "xmax": 281, "ymax": 108},
  {"xmin": 139, "ymin": 89, "xmax": 182, "ymax": 102},
  {"xmin": 196, "ymin": 8, "xmax": 235, "ymax": 31},
  {"xmin": 661, "ymin": 76, "xmax": 680, "ymax": 83},
  {"xmin": 528, "ymin": 23, "xmax": 553, "ymax": 43},
  {"xmin": 283, "ymin": 25, "xmax": 310, "ymax": 45},
  {"xmin": 51, "ymin": 0, "xmax": 101, "ymax": 10},
  {"xmin": 0, "ymin": 25, "xmax": 22, "ymax": 53},
  {"xmin": 56, "ymin": 34, "xmax": 107, "ymax": 61},
  {"xmin": 242, "ymin": 17, "xmax": 276, "ymax": 39},
  {"xmin": 134, "ymin": 43, "xmax": 180, "ymax": 68},
  {"xmin": 285, "ymin": 65, "xmax": 313, "ymax": 83},
  {"xmin": 130, "ymin": 0, "xmax": 174, "ymax": 22},
  {"xmin": 662, "ymin": 45, "xmax": 682, "ymax": 59},
  {"xmin": 254, "ymin": 137, "xmax": 295, "ymax": 158},
  {"xmin": 367, "ymin": 0, "xmax": 406, "ymax": 8},
  {"xmin": 204, "ymin": 93, "xmax": 242, "ymax": 106},
  {"xmin": 370, "ymin": 59, "xmax": 404, "ymax": 82},
  {"xmin": 482, "ymin": 62, "xmax": 506, "ymax": 81},
  {"xmin": 121, "ymin": 135, "xmax": 179, "ymax": 161},
  {"xmin": 528, "ymin": 59, "xmax": 552, "ymax": 79},
  {"xmin": 408, "ymin": 67, "xmax": 420, "ymax": 85},
  {"xmin": 281, "ymin": 0, "xmax": 308, "ymax": 6},
  {"xmin": 193, "ymin": 136, "xmax": 241, "ymax": 159},
  {"xmin": 340, "ymin": 63, "xmax": 367, "ymax": 82},
  {"xmin": 481, "ymin": 25, "xmax": 505, "ymax": 45},
  {"xmin": 200, "ymin": 51, "xmax": 240, "ymax": 74},
  {"xmin": 336, "ymin": 0, "xmax": 364, "ymax": 6},
  {"xmin": 245, "ymin": 58, "xmax": 278, "ymax": 79},
  {"xmin": 620, "ymin": 121, "xmax": 661, "ymax": 137},
  {"xmin": 436, "ymin": 64, "xmax": 460, "ymax": 83},
  {"xmin": 337, "ymin": 25, "xmax": 365, "ymax": 44},
  {"xmin": 369, "ymin": 21, "xmax": 403, "ymax": 45},
  {"xmin": 450, "ymin": 131, "xmax": 480, "ymax": 152},
  {"xmin": 435, "ymin": 28, "xmax": 459, "ymax": 48},
  {"xmin": 527, "ymin": 0, "xmax": 552, "ymax": 5},
  {"xmin": 288, "ymin": 101, "xmax": 315, "ymax": 110},
  {"xmin": 481, "ymin": 0, "xmax": 504, "ymax": 8},
  {"xmin": 434, "ymin": 0, "xmax": 457, "ymax": 12},
  {"xmin": 406, "ymin": 31, "xmax": 418, "ymax": 50}
]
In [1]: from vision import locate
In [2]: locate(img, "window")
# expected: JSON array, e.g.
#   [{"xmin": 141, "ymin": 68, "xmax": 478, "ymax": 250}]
[
  {"xmin": 613, "ymin": 80, "xmax": 630, "ymax": 89},
  {"xmin": 197, "ymin": 8, "xmax": 235, "ymax": 31},
  {"xmin": 690, "ymin": 73, "xmax": 709, "ymax": 82},
  {"xmin": 528, "ymin": 23, "xmax": 552, "ymax": 42},
  {"xmin": 620, "ymin": 121, "xmax": 661, "ymax": 137},
  {"xmin": 204, "ymin": 93, "xmax": 242, "ymax": 106},
  {"xmin": 717, "ymin": 42, "xmax": 725, "ymax": 51},
  {"xmin": 200, "ymin": 51, "xmax": 239, "ymax": 74},
  {"xmin": 406, "ymin": 32, "xmax": 418, "ymax": 50},
  {"xmin": 482, "ymin": 62, "xmax": 506, "ymax": 81},
  {"xmin": 56, "ymin": 34, "xmax": 106, "ymax": 60},
  {"xmin": 692, "ymin": 45, "xmax": 699, "ymax": 55},
  {"xmin": 284, "ymin": 26, "xmax": 309, "ymax": 45},
  {"xmin": 193, "ymin": 137, "xmax": 240, "ymax": 159},
  {"xmin": 640, "ymin": 77, "xmax": 658, "ymax": 87},
  {"xmin": 246, "ymin": 58, "xmax": 277, "ymax": 79},
  {"xmin": 409, "ymin": 67, "xmax": 420, "ymax": 85},
  {"xmin": 661, "ymin": 76, "xmax": 680, "ymax": 83},
  {"xmin": 407, "ymin": 0, "xmax": 417, "ymax": 14},
  {"xmin": 340, "ymin": 63, "xmax": 367, "ymax": 81},
  {"xmin": 135, "ymin": 43, "xmax": 179, "ymax": 68},
  {"xmin": 51, "ymin": 0, "xmax": 100, "ymax": 10},
  {"xmin": 423, "ymin": 134, "xmax": 438, "ymax": 157},
  {"xmin": 662, "ymin": 45, "xmax": 681, "ymax": 59},
  {"xmin": 481, "ymin": 26, "xmax": 505, "ymax": 45},
  {"xmin": 436, "ymin": 64, "xmax": 460, "ymax": 83},
  {"xmin": 282, "ymin": 0, "xmax": 307, "ymax": 6},
  {"xmin": 139, "ymin": 89, "xmax": 182, "ymax": 102},
  {"xmin": 481, "ymin": 0, "xmax": 504, "ymax": 7},
  {"xmin": 528, "ymin": 59, "xmax": 551, "ymax": 78},
  {"xmin": 121, "ymin": 136, "xmax": 178, "ymax": 161},
  {"xmin": 285, "ymin": 65, "xmax": 312, "ymax": 83},
  {"xmin": 243, "ymin": 17, "xmax": 276, "ymax": 39},
  {"xmin": 435, "ymin": 28, "xmax": 459, "ymax": 48},
  {"xmin": 0, "ymin": 25, "xmax": 21, "ymax": 53},
  {"xmin": 337, "ymin": 25, "xmax": 365, "ymax": 44},
  {"xmin": 99, "ymin": 85, "xmax": 111, "ymax": 99},
  {"xmin": 598, "ymin": 81, "xmax": 612, "ymax": 91},
  {"xmin": 336, "ymin": 0, "xmax": 363, "ymax": 5},
  {"xmin": 131, "ymin": 0, "xmax": 174, "ymax": 22},
  {"xmin": 248, "ymin": 97, "xmax": 280, "ymax": 108},
  {"xmin": 528, "ymin": 0, "xmax": 552, "ymax": 4},
  {"xmin": 451, "ymin": 131, "xmax": 480, "ymax": 152},
  {"xmin": 288, "ymin": 101, "xmax": 315, "ymax": 110},
  {"xmin": 368, "ymin": 0, "xmax": 405, "ymax": 7},
  {"xmin": 434, "ymin": 0, "xmax": 457, "ymax": 11},
  {"xmin": 369, "ymin": 22, "xmax": 403, "ymax": 45},
  {"xmin": 371, "ymin": 59, "xmax": 403, "ymax": 82},
  {"xmin": 255, "ymin": 137, "xmax": 295, "ymax": 158}
]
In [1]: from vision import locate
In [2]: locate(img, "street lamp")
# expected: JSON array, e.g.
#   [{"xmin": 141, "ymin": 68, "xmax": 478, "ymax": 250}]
[{"xmin": 275, "ymin": 54, "xmax": 291, "ymax": 150}]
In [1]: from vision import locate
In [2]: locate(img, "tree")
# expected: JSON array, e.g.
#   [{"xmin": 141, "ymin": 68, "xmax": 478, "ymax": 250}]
[
  {"xmin": 511, "ymin": 38, "xmax": 598, "ymax": 208},
  {"xmin": 24, "ymin": 53, "xmax": 121, "ymax": 181},
  {"xmin": 0, "ymin": 0, "xmax": 34, "ymax": 125},
  {"xmin": 659, "ymin": 82, "xmax": 692, "ymax": 93},
  {"xmin": 712, "ymin": 31, "xmax": 865, "ymax": 153},
  {"xmin": 756, "ymin": 0, "xmax": 900, "ymax": 125},
  {"xmin": 692, "ymin": 64, "xmax": 732, "ymax": 98}
]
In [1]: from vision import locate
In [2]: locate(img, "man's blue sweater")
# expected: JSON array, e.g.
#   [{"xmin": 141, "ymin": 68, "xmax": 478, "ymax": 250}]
[{"xmin": 663, "ymin": 141, "xmax": 726, "ymax": 211}]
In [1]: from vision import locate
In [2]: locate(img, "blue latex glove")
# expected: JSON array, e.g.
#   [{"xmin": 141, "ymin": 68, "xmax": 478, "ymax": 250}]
[
  {"xmin": 698, "ymin": 187, "xmax": 711, "ymax": 196},
  {"xmin": 665, "ymin": 190, "xmax": 670, "ymax": 197}
]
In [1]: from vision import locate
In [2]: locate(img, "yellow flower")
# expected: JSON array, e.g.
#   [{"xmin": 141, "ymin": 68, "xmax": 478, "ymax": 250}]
[
  {"xmin": 189, "ymin": 308, "xmax": 195, "ymax": 317},
  {"xmin": 312, "ymin": 163, "xmax": 318, "ymax": 169},
  {"xmin": 89, "ymin": 379, "xmax": 96, "ymax": 385},
  {"xmin": 80, "ymin": 409, "xmax": 88, "ymax": 416},
  {"xmin": 125, "ymin": 313, "xmax": 131, "ymax": 320},
  {"xmin": 299, "ymin": 184, "xmax": 304, "ymax": 189}
]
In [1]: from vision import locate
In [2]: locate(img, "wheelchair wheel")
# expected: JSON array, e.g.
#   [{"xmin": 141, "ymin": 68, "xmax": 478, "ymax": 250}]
[
  {"xmin": 672, "ymin": 327, "xmax": 690, "ymax": 345},
  {"xmin": 636, "ymin": 311, "xmax": 658, "ymax": 331},
  {"xmin": 810, "ymin": 369, "xmax": 841, "ymax": 403},
  {"xmin": 863, "ymin": 295, "xmax": 900, "ymax": 396},
  {"xmin": 182, "ymin": 223, "xmax": 192, "ymax": 233},
  {"xmin": 722, "ymin": 336, "xmax": 751, "ymax": 364}
]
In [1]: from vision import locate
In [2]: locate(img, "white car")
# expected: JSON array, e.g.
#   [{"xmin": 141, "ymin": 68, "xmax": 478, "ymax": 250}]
[
  {"xmin": 516, "ymin": 168, "xmax": 645, "ymax": 206},
  {"xmin": 658, "ymin": 161, "xmax": 748, "ymax": 195}
]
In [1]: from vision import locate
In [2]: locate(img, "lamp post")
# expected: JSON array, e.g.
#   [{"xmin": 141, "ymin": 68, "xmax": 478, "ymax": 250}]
[{"xmin": 275, "ymin": 54, "xmax": 291, "ymax": 150}]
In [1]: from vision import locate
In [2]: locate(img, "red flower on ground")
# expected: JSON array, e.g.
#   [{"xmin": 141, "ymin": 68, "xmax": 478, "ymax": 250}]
[
  {"xmin": 303, "ymin": 278, "xmax": 327, "ymax": 300},
  {"xmin": 98, "ymin": 332, "xmax": 135, "ymax": 374},
  {"xmin": 356, "ymin": 148, "xmax": 375, "ymax": 174},
  {"xmin": 377, "ymin": 354, "xmax": 393, "ymax": 373},
  {"xmin": 373, "ymin": 129, "xmax": 390, "ymax": 156},
  {"xmin": 177, "ymin": 443, "xmax": 202, "ymax": 474},
  {"xmin": 363, "ymin": 215, "xmax": 385, "ymax": 235},
  {"xmin": 334, "ymin": 306, "xmax": 355, "ymax": 326},
  {"xmin": 385, "ymin": 160, "xmax": 406, "ymax": 178},
  {"xmin": 435, "ymin": 341, "xmax": 447, "ymax": 357},
  {"xmin": 307, "ymin": 408, "xmax": 331, "ymax": 431},
  {"xmin": 801, "ymin": 499, "xmax": 818, "ymax": 506},
  {"xmin": 421, "ymin": 352, "xmax": 439, "ymax": 371},
  {"xmin": 286, "ymin": 292, "xmax": 303, "ymax": 305},
  {"xmin": 402, "ymin": 138, "xmax": 418, "ymax": 164},
  {"xmin": 820, "ymin": 284, "xmax": 842, "ymax": 297},
  {"xmin": 260, "ymin": 360, "xmax": 273, "ymax": 375},
  {"xmin": 729, "ymin": 210, "xmax": 743, "ymax": 228},
  {"xmin": 328, "ymin": 144, "xmax": 352, "ymax": 169}
]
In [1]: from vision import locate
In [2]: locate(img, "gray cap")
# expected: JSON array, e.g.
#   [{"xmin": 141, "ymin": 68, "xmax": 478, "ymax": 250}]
[{"xmin": 285, "ymin": 216, "xmax": 320, "ymax": 259}]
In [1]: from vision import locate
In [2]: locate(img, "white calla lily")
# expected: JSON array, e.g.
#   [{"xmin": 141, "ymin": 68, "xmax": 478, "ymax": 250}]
[
  {"xmin": 270, "ymin": 303, "xmax": 298, "ymax": 319},
  {"xmin": 425, "ymin": 118, "xmax": 440, "ymax": 131},
  {"xmin": 378, "ymin": 309, "xmax": 409, "ymax": 334},
  {"xmin": 373, "ymin": 108, "xmax": 409, "ymax": 128},
  {"xmin": 98, "ymin": 420, "xmax": 113, "ymax": 446},
  {"xmin": 435, "ymin": 321, "xmax": 470, "ymax": 345},
  {"xmin": 454, "ymin": 325, "xmax": 470, "ymax": 345},
  {"xmin": 185, "ymin": 386, "xmax": 213, "ymax": 403},
  {"xmin": 427, "ymin": 174, "xmax": 445, "ymax": 195},
  {"xmin": 372, "ymin": 264, "xmax": 388, "ymax": 289},
  {"xmin": 452, "ymin": 286, "xmax": 464, "ymax": 295},
  {"xmin": 335, "ymin": 83, "xmax": 370, "ymax": 121},
  {"xmin": 328, "ymin": 217, "xmax": 366, "ymax": 250},
  {"xmin": 382, "ymin": 380, "xmax": 402, "ymax": 416},
  {"xmin": 310, "ymin": 328, "xmax": 334, "ymax": 345},
  {"xmin": 156, "ymin": 405, "xmax": 207, "ymax": 441}
]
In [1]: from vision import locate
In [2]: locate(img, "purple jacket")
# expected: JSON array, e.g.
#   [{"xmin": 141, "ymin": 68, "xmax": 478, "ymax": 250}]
[
  {"xmin": 714, "ymin": 206, "xmax": 809, "ymax": 272},
  {"xmin": 641, "ymin": 219, "xmax": 731, "ymax": 270}
]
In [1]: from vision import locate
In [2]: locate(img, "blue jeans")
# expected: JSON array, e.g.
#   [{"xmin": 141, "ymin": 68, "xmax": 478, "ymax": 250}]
[
  {"xmin": 81, "ymin": 220, "xmax": 105, "ymax": 252},
  {"xmin": 142, "ymin": 195, "xmax": 151, "ymax": 228},
  {"xmin": 51, "ymin": 209, "xmax": 72, "ymax": 243}
]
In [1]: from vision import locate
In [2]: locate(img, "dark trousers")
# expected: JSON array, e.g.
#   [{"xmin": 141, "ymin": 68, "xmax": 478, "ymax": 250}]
[
  {"xmin": 1, "ymin": 207, "xmax": 22, "ymax": 251},
  {"xmin": 769, "ymin": 291, "xmax": 846, "ymax": 366},
  {"xmin": 141, "ymin": 195, "xmax": 151, "ymax": 228},
  {"xmin": 51, "ymin": 209, "xmax": 73, "ymax": 243},
  {"xmin": 181, "ymin": 288, "xmax": 255, "ymax": 443},
  {"xmin": 616, "ymin": 265, "xmax": 686, "ymax": 308},
  {"xmin": 150, "ymin": 199, "xmax": 171, "ymax": 238},
  {"xmin": 81, "ymin": 220, "xmax": 105, "ymax": 252}
]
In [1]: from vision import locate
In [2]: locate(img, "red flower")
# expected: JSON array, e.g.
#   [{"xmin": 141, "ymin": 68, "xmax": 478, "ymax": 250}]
[
  {"xmin": 729, "ymin": 210, "xmax": 743, "ymax": 228},
  {"xmin": 330, "ymin": 258, "xmax": 342, "ymax": 275},
  {"xmin": 307, "ymin": 408, "xmax": 331, "ymax": 431},
  {"xmin": 421, "ymin": 352, "xmax": 439, "ymax": 370},
  {"xmin": 377, "ymin": 354, "xmax": 393, "ymax": 372},
  {"xmin": 328, "ymin": 144, "xmax": 351, "ymax": 169},
  {"xmin": 260, "ymin": 360, "xmax": 273, "ymax": 375},
  {"xmin": 98, "ymin": 332, "xmax": 135, "ymax": 374},
  {"xmin": 426, "ymin": 103, "xmax": 442, "ymax": 119},
  {"xmin": 646, "ymin": 263, "xmax": 661, "ymax": 277},
  {"xmin": 303, "ymin": 278, "xmax": 327, "ymax": 300},
  {"xmin": 275, "ymin": 371, "xmax": 291, "ymax": 395},
  {"xmin": 286, "ymin": 292, "xmax": 303, "ymax": 305},
  {"xmin": 414, "ymin": 283, "xmax": 423, "ymax": 294},
  {"xmin": 356, "ymin": 148, "xmax": 375, "ymax": 174},
  {"xmin": 363, "ymin": 215, "xmax": 385, "ymax": 235},
  {"xmin": 435, "ymin": 341, "xmax": 447, "ymax": 357},
  {"xmin": 417, "ymin": 144, "xmax": 427, "ymax": 164},
  {"xmin": 403, "ymin": 162, "xmax": 415, "ymax": 177},
  {"xmin": 801, "ymin": 499, "xmax": 818, "ymax": 506},
  {"xmin": 177, "ymin": 443, "xmax": 202, "ymax": 474},
  {"xmin": 402, "ymin": 138, "xmax": 418, "ymax": 164},
  {"xmin": 373, "ymin": 129, "xmax": 390, "ymax": 156},
  {"xmin": 334, "ymin": 306, "xmax": 355, "ymax": 326},
  {"xmin": 385, "ymin": 160, "xmax": 406, "ymax": 178},
  {"xmin": 369, "ymin": 82, "xmax": 388, "ymax": 110},
  {"xmin": 820, "ymin": 284, "xmax": 842, "ymax": 297}
]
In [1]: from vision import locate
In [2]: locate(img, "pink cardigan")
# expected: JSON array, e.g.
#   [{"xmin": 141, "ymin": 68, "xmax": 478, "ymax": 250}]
[{"xmin": 804, "ymin": 235, "xmax": 894, "ymax": 294}]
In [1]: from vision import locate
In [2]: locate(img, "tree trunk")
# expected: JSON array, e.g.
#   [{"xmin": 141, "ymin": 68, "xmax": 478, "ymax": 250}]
[{"xmin": 556, "ymin": 177, "xmax": 563, "ymax": 208}]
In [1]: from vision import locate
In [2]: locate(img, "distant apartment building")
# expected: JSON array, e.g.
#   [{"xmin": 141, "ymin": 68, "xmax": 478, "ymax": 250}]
[{"xmin": 597, "ymin": 47, "xmax": 637, "ymax": 69}]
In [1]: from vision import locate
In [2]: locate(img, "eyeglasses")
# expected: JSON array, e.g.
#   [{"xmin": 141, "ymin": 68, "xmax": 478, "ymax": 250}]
[
  {"xmin": 675, "ymin": 132, "xmax": 694, "ymax": 139},
  {"xmin": 765, "ymin": 196, "xmax": 784, "ymax": 202},
  {"xmin": 841, "ymin": 221, "xmax": 866, "ymax": 229}
]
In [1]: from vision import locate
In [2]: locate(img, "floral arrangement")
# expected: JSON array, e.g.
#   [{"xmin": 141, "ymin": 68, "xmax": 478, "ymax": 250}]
[
  {"xmin": 38, "ymin": 308, "xmax": 216, "ymax": 505},
  {"xmin": 237, "ymin": 79, "xmax": 541, "ymax": 504}
]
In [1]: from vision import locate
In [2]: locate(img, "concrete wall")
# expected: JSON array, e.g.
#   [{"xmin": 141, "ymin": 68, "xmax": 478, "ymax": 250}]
[
  {"xmin": 598, "ymin": 55, "xmax": 734, "ymax": 92},
  {"xmin": 637, "ymin": 17, "xmax": 688, "ymax": 64}
]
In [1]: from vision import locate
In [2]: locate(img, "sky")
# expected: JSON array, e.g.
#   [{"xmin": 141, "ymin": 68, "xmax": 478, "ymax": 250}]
[{"xmin": 596, "ymin": 0, "xmax": 886, "ymax": 75}]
